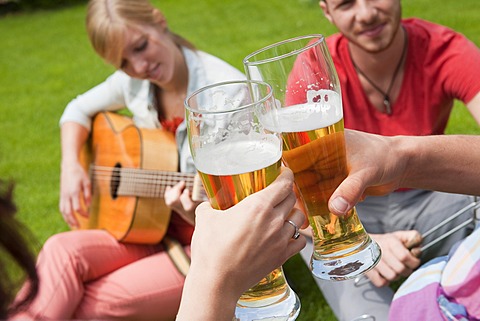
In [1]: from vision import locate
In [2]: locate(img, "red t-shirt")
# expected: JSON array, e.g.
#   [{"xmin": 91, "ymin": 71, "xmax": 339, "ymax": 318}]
[
  {"xmin": 329, "ymin": 18, "xmax": 480, "ymax": 135},
  {"xmin": 287, "ymin": 18, "xmax": 480, "ymax": 136}
]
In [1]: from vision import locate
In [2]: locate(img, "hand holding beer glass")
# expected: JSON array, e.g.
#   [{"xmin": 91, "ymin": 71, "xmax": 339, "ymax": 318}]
[
  {"xmin": 185, "ymin": 80, "xmax": 300, "ymax": 320},
  {"xmin": 244, "ymin": 35, "xmax": 381, "ymax": 280}
]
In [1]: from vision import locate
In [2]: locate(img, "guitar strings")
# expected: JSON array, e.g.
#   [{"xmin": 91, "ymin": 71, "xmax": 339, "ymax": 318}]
[{"xmin": 89, "ymin": 165, "xmax": 198, "ymax": 198}]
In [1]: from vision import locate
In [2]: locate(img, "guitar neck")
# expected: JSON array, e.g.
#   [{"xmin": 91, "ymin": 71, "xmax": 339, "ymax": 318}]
[
  {"xmin": 120, "ymin": 168, "xmax": 196, "ymax": 198},
  {"xmin": 92, "ymin": 165, "xmax": 201, "ymax": 199}
]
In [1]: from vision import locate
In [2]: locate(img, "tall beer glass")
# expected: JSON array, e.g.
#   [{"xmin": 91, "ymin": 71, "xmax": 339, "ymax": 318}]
[
  {"xmin": 243, "ymin": 35, "xmax": 381, "ymax": 280},
  {"xmin": 185, "ymin": 80, "xmax": 300, "ymax": 320}
]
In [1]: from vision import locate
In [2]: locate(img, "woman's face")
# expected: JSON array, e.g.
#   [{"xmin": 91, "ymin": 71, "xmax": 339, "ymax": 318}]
[
  {"xmin": 320, "ymin": 0, "xmax": 402, "ymax": 53},
  {"xmin": 119, "ymin": 24, "xmax": 181, "ymax": 86}
]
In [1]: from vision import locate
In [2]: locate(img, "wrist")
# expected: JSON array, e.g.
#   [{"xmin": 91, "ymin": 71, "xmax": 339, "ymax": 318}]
[
  {"xmin": 177, "ymin": 264, "xmax": 239, "ymax": 321},
  {"xmin": 391, "ymin": 135, "xmax": 417, "ymax": 188}
]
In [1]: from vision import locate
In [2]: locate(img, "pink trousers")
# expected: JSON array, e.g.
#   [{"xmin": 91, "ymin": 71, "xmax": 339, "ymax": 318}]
[{"xmin": 12, "ymin": 230, "xmax": 189, "ymax": 321}]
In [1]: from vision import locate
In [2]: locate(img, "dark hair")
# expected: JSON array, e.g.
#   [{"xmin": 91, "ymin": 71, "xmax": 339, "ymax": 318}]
[{"xmin": 0, "ymin": 181, "xmax": 39, "ymax": 319}]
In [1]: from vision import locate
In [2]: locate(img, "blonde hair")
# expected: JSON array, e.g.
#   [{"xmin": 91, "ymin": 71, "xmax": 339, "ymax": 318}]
[{"xmin": 86, "ymin": 0, "xmax": 195, "ymax": 68}]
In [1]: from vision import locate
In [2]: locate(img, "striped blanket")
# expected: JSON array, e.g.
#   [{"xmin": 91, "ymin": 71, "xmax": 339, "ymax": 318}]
[{"xmin": 389, "ymin": 228, "xmax": 480, "ymax": 321}]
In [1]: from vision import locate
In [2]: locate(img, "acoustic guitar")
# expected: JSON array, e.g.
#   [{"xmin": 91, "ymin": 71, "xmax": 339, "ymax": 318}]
[{"xmin": 74, "ymin": 111, "xmax": 204, "ymax": 245}]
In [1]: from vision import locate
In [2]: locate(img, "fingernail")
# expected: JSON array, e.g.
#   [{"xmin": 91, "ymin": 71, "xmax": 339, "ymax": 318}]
[{"xmin": 331, "ymin": 197, "xmax": 349, "ymax": 214}]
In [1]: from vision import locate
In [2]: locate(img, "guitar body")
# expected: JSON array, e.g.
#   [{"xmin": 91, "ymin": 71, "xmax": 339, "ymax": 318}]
[{"xmin": 77, "ymin": 111, "xmax": 178, "ymax": 244}]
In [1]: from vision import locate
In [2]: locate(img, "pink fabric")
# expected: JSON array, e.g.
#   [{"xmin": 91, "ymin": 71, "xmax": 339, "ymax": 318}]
[{"xmin": 12, "ymin": 230, "xmax": 190, "ymax": 321}]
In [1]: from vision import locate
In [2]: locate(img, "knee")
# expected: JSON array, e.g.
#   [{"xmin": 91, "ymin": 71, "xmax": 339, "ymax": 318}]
[{"xmin": 39, "ymin": 230, "xmax": 95, "ymax": 265}]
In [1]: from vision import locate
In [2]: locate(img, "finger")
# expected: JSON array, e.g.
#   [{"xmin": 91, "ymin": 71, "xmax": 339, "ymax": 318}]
[
  {"xmin": 273, "ymin": 191, "xmax": 297, "ymax": 221},
  {"xmin": 410, "ymin": 247, "xmax": 422, "ymax": 258},
  {"xmin": 257, "ymin": 168, "xmax": 294, "ymax": 208},
  {"xmin": 283, "ymin": 209, "xmax": 304, "ymax": 240},
  {"xmin": 173, "ymin": 180, "xmax": 187, "ymax": 191},
  {"xmin": 285, "ymin": 234, "xmax": 306, "ymax": 260},
  {"xmin": 82, "ymin": 180, "xmax": 92, "ymax": 207},
  {"xmin": 378, "ymin": 245, "xmax": 417, "ymax": 277},
  {"xmin": 328, "ymin": 172, "xmax": 367, "ymax": 216},
  {"xmin": 393, "ymin": 231, "xmax": 422, "ymax": 268},
  {"xmin": 366, "ymin": 269, "xmax": 389, "ymax": 287},
  {"xmin": 293, "ymin": 196, "xmax": 309, "ymax": 229},
  {"xmin": 402, "ymin": 230, "xmax": 423, "ymax": 249},
  {"xmin": 286, "ymin": 209, "xmax": 306, "ymax": 234},
  {"xmin": 62, "ymin": 201, "xmax": 78, "ymax": 228},
  {"xmin": 75, "ymin": 193, "xmax": 89, "ymax": 218},
  {"xmin": 180, "ymin": 188, "xmax": 196, "ymax": 211}
]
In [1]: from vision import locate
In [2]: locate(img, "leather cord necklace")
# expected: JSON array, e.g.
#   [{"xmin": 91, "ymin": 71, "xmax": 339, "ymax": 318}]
[{"xmin": 351, "ymin": 29, "xmax": 408, "ymax": 114}]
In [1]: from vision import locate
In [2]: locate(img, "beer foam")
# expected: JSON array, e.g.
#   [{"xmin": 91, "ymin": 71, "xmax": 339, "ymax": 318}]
[
  {"xmin": 262, "ymin": 90, "xmax": 343, "ymax": 132},
  {"xmin": 194, "ymin": 134, "xmax": 282, "ymax": 175}
]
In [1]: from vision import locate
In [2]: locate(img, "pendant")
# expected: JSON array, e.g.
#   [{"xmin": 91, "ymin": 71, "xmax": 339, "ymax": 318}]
[{"xmin": 383, "ymin": 96, "xmax": 392, "ymax": 114}]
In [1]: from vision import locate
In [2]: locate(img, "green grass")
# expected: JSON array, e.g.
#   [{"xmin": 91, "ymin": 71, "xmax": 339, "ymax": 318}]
[{"xmin": 0, "ymin": 0, "xmax": 479, "ymax": 320}]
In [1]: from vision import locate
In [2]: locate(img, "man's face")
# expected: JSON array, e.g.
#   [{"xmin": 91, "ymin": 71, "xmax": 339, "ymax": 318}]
[{"xmin": 320, "ymin": 0, "xmax": 402, "ymax": 53}]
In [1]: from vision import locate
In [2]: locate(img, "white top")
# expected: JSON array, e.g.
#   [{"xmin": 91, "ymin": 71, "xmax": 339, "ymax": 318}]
[{"xmin": 59, "ymin": 47, "xmax": 246, "ymax": 173}]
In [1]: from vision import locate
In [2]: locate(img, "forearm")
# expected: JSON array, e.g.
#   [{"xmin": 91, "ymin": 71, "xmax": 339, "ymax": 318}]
[
  {"xmin": 176, "ymin": 265, "xmax": 238, "ymax": 321},
  {"xmin": 398, "ymin": 135, "xmax": 480, "ymax": 195},
  {"xmin": 60, "ymin": 122, "xmax": 90, "ymax": 166}
]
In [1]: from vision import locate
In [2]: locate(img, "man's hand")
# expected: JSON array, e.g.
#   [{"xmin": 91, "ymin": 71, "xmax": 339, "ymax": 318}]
[{"xmin": 366, "ymin": 231, "xmax": 422, "ymax": 287}]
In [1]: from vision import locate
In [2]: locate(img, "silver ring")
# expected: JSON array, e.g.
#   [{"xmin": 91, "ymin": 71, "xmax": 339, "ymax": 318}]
[{"xmin": 286, "ymin": 220, "xmax": 300, "ymax": 239}]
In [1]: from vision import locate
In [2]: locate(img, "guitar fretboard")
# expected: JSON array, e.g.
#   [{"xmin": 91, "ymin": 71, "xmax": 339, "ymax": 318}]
[{"xmin": 91, "ymin": 165, "xmax": 203, "ymax": 200}]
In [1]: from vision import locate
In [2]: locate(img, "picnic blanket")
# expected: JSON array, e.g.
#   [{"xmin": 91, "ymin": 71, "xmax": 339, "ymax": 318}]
[{"xmin": 389, "ymin": 228, "xmax": 480, "ymax": 321}]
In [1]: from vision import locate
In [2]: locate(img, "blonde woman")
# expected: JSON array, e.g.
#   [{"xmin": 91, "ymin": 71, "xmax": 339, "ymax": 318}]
[{"xmin": 11, "ymin": 0, "xmax": 244, "ymax": 319}]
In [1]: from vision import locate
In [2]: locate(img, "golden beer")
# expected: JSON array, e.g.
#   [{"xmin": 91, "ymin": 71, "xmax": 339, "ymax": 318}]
[
  {"xmin": 186, "ymin": 80, "xmax": 300, "ymax": 318},
  {"xmin": 244, "ymin": 35, "xmax": 380, "ymax": 281},
  {"xmin": 281, "ymin": 118, "xmax": 369, "ymax": 258},
  {"xmin": 263, "ymin": 101, "xmax": 380, "ymax": 279},
  {"xmin": 196, "ymin": 139, "xmax": 288, "ymax": 305}
]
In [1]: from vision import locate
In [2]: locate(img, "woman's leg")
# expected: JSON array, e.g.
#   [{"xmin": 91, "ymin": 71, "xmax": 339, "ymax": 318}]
[
  {"xmin": 74, "ymin": 246, "xmax": 191, "ymax": 321},
  {"xmin": 12, "ymin": 230, "xmax": 158, "ymax": 320}
]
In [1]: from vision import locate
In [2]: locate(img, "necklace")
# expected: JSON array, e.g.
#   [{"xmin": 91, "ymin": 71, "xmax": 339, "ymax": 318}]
[{"xmin": 351, "ymin": 29, "xmax": 408, "ymax": 114}]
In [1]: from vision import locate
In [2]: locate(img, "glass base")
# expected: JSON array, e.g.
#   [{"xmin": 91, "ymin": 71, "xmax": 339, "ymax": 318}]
[
  {"xmin": 234, "ymin": 285, "xmax": 301, "ymax": 321},
  {"xmin": 310, "ymin": 237, "xmax": 381, "ymax": 281}
]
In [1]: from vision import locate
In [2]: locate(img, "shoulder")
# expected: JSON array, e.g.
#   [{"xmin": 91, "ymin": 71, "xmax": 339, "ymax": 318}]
[
  {"xmin": 194, "ymin": 50, "xmax": 245, "ymax": 79},
  {"xmin": 404, "ymin": 18, "xmax": 479, "ymax": 68},
  {"xmin": 183, "ymin": 48, "xmax": 245, "ymax": 94},
  {"xmin": 403, "ymin": 18, "xmax": 475, "ymax": 51},
  {"xmin": 325, "ymin": 33, "xmax": 349, "ymax": 77}
]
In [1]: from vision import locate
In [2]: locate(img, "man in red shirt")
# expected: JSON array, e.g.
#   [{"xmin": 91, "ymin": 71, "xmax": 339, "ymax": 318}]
[{"xmin": 294, "ymin": 0, "xmax": 480, "ymax": 320}]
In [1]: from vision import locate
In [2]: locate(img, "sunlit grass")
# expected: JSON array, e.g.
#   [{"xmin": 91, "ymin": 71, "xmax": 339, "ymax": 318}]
[{"xmin": 0, "ymin": 0, "xmax": 478, "ymax": 320}]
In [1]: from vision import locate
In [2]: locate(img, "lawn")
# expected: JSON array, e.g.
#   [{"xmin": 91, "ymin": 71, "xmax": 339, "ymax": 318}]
[{"xmin": 0, "ymin": 0, "xmax": 479, "ymax": 320}]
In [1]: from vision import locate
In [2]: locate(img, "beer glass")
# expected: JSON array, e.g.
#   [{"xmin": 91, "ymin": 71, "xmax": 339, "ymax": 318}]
[
  {"xmin": 243, "ymin": 35, "xmax": 381, "ymax": 280},
  {"xmin": 185, "ymin": 80, "xmax": 300, "ymax": 320}
]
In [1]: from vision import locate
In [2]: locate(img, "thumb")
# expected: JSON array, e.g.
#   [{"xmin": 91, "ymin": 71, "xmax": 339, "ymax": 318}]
[
  {"xmin": 393, "ymin": 230, "xmax": 423, "ymax": 257},
  {"xmin": 328, "ymin": 172, "xmax": 367, "ymax": 216},
  {"xmin": 395, "ymin": 230, "xmax": 423, "ymax": 248}
]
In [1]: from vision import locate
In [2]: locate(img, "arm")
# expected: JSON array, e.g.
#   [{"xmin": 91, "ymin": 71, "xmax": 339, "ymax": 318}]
[
  {"xmin": 466, "ymin": 91, "xmax": 480, "ymax": 125},
  {"xmin": 328, "ymin": 130, "xmax": 480, "ymax": 215},
  {"xmin": 59, "ymin": 122, "xmax": 91, "ymax": 227},
  {"xmin": 58, "ymin": 72, "xmax": 130, "ymax": 226},
  {"xmin": 176, "ymin": 168, "xmax": 306, "ymax": 321}
]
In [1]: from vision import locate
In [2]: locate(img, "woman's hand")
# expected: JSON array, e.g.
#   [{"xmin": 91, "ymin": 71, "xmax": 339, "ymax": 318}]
[
  {"xmin": 59, "ymin": 161, "xmax": 91, "ymax": 228},
  {"xmin": 164, "ymin": 181, "xmax": 201, "ymax": 226},
  {"xmin": 177, "ymin": 167, "xmax": 306, "ymax": 321}
]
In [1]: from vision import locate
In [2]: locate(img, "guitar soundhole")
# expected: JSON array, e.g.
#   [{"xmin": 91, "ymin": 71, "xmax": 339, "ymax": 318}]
[{"xmin": 111, "ymin": 163, "xmax": 121, "ymax": 199}]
